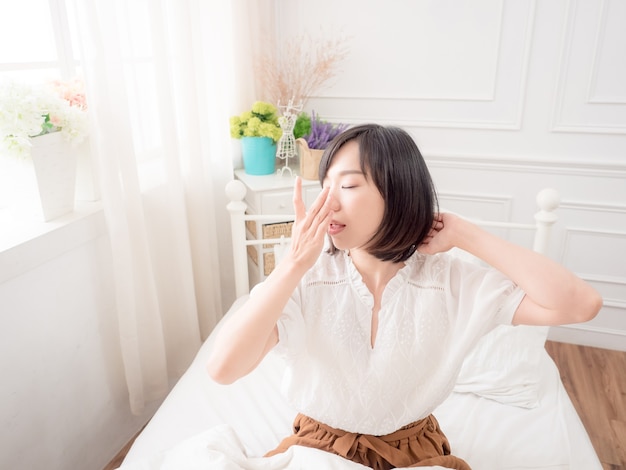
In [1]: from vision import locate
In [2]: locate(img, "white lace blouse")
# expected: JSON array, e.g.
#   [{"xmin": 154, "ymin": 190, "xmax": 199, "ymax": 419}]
[{"xmin": 267, "ymin": 250, "xmax": 524, "ymax": 435}]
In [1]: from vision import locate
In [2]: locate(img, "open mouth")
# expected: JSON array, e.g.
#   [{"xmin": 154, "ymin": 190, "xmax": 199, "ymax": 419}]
[{"xmin": 328, "ymin": 222, "xmax": 346, "ymax": 236}]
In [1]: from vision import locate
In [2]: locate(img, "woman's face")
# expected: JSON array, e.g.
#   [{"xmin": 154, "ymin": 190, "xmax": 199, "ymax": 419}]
[{"xmin": 322, "ymin": 140, "xmax": 385, "ymax": 252}]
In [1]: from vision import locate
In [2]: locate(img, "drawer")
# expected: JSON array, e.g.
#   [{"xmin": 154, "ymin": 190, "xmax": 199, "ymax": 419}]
[
  {"xmin": 303, "ymin": 186, "xmax": 322, "ymax": 208},
  {"xmin": 260, "ymin": 191, "xmax": 294, "ymax": 215},
  {"xmin": 256, "ymin": 185, "xmax": 322, "ymax": 214}
]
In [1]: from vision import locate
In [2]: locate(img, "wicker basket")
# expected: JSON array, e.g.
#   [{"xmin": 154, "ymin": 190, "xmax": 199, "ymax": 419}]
[
  {"xmin": 261, "ymin": 221, "xmax": 293, "ymax": 248},
  {"xmin": 245, "ymin": 219, "xmax": 294, "ymax": 276}
]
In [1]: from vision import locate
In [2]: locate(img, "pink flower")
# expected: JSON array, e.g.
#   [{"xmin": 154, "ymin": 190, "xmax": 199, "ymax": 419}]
[
  {"xmin": 51, "ymin": 78, "xmax": 88, "ymax": 110},
  {"xmin": 49, "ymin": 114, "xmax": 63, "ymax": 126}
]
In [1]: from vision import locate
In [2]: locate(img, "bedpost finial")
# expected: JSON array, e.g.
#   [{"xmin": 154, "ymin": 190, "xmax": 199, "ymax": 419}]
[
  {"xmin": 536, "ymin": 188, "xmax": 560, "ymax": 212},
  {"xmin": 225, "ymin": 180, "xmax": 247, "ymax": 202}
]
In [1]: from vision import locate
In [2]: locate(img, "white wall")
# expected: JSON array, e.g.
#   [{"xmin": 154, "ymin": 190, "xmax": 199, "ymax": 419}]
[
  {"xmin": 275, "ymin": 0, "xmax": 626, "ymax": 350},
  {"xmin": 0, "ymin": 212, "xmax": 155, "ymax": 470}
]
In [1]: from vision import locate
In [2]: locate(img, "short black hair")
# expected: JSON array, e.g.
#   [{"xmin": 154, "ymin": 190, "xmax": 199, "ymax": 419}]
[{"xmin": 318, "ymin": 124, "xmax": 438, "ymax": 262}]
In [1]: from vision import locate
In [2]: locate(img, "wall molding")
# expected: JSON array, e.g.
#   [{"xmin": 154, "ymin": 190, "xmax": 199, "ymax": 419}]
[
  {"xmin": 587, "ymin": 0, "xmax": 626, "ymax": 104},
  {"xmin": 549, "ymin": 324, "xmax": 626, "ymax": 351},
  {"xmin": 438, "ymin": 192, "xmax": 512, "ymax": 205},
  {"xmin": 308, "ymin": 1, "xmax": 536, "ymax": 131},
  {"xmin": 511, "ymin": 0, "xmax": 536, "ymax": 133},
  {"xmin": 584, "ymin": 274, "xmax": 626, "ymax": 290},
  {"xmin": 424, "ymin": 153, "xmax": 626, "ymax": 178},
  {"xmin": 550, "ymin": 0, "xmax": 580, "ymax": 131},
  {"xmin": 550, "ymin": 124, "xmax": 626, "ymax": 135},
  {"xmin": 587, "ymin": 0, "xmax": 609, "ymax": 103},
  {"xmin": 603, "ymin": 298, "xmax": 626, "ymax": 309},
  {"xmin": 562, "ymin": 226, "xmax": 626, "ymax": 240},
  {"xmin": 309, "ymin": 94, "xmax": 496, "ymax": 104},
  {"xmin": 315, "ymin": 105, "xmax": 528, "ymax": 130},
  {"xmin": 559, "ymin": 200, "xmax": 626, "ymax": 214},
  {"xmin": 551, "ymin": 0, "xmax": 626, "ymax": 134},
  {"xmin": 309, "ymin": 2, "xmax": 507, "ymax": 103},
  {"xmin": 560, "ymin": 226, "xmax": 626, "ymax": 263},
  {"xmin": 437, "ymin": 191, "xmax": 513, "ymax": 220},
  {"xmin": 556, "ymin": 323, "xmax": 626, "ymax": 337}
]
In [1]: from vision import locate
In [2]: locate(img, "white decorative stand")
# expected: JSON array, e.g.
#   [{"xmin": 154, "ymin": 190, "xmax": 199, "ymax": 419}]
[{"xmin": 276, "ymin": 99, "xmax": 302, "ymax": 177}]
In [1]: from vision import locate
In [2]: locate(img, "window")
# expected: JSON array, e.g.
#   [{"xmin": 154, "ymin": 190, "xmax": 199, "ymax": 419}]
[
  {"xmin": 0, "ymin": 0, "xmax": 83, "ymax": 222},
  {"xmin": 0, "ymin": 0, "xmax": 81, "ymax": 81},
  {"xmin": 1, "ymin": 0, "xmax": 177, "ymax": 231}
]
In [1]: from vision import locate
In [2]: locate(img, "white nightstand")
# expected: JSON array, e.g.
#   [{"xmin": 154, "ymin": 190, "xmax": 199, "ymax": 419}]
[{"xmin": 234, "ymin": 169, "xmax": 322, "ymax": 285}]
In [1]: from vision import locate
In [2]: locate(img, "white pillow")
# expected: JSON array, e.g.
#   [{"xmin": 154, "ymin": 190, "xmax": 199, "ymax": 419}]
[{"xmin": 448, "ymin": 247, "xmax": 549, "ymax": 408}]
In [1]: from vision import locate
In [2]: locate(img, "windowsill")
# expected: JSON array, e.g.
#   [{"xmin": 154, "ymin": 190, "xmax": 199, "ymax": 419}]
[{"xmin": 0, "ymin": 201, "xmax": 106, "ymax": 285}]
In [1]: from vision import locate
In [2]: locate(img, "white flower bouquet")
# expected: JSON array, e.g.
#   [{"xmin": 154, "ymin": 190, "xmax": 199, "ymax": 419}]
[{"xmin": 0, "ymin": 78, "xmax": 88, "ymax": 159}]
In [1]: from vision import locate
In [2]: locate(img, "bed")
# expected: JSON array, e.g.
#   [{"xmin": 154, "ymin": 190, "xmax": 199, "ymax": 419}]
[{"xmin": 117, "ymin": 180, "xmax": 602, "ymax": 470}]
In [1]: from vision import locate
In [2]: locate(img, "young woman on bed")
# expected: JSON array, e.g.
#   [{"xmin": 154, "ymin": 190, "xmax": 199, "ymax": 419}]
[{"xmin": 207, "ymin": 124, "xmax": 602, "ymax": 470}]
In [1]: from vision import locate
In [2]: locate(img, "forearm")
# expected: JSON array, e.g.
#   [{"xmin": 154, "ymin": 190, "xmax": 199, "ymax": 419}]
[
  {"xmin": 207, "ymin": 257, "xmax": 307, "ymax": 384},
  {"xmin": 452, "ymin": 217, "xmax": 602, "ymax": 325},
  {"xmin": 208, "ymin": 178, "xmax": 333, "ymax": 383}
]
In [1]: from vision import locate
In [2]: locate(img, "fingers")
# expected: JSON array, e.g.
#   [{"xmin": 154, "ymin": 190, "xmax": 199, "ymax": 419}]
[
  {"xmin": 310, "ymin": 184, "xmax": 331, "ymax": 213},
  {"xmin": 300, "ymin": 185, "xmax": 332, "ymax": 228},
  {"xmin": 417, "ymin": 214, "xmax": 444, "ymax": 254},
  {"xmin": 293, "ymin": 177, "xmax": 306, "ymax": 221},
  {"xmin": 421, "ymin": 218, "xmax": 442, "ymax": 239},
  {"xmin": 293, "ymin": 177, "xmax": 332, "ymax": 222},
  {"xmin": 291, "ymin": 179, "xmax": 333, "ymax": 244},
  {"xmin": 431, "ymin": 213, "xmax": 444, "ymax": 228},
  {"xmin": 288, "ymin": 182, "xmax": 333, "ymax": 267},
  {"xmin": 313, "ymin": 198, "xmax": 334, "ymax": 238}
]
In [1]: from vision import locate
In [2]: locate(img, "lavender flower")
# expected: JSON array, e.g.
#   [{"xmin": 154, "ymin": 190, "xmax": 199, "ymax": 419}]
[{"xmin": 304, "ymin": 110, "xmax": 349, "ymax": 149}]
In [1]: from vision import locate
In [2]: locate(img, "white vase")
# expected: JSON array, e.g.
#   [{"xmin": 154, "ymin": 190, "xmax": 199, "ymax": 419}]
[{"xmin": 30, "ymin": 132, "xmax": 77, "ymax": 221}]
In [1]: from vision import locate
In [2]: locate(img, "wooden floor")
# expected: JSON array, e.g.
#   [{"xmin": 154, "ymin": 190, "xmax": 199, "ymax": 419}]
[
  {"xmin": 103, "ymin": 341, "xmax": 626, "ymax": 470},
  {"xmin": 102, "ymin": 428, "xmax": 142, "ymax": 470},
  {"xmin": 545, "ymin": 340, "xmax": 626, "ymax": 470}
]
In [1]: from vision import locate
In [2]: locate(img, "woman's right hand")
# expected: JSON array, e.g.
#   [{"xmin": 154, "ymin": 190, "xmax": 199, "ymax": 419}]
[
  {"xmin": 286, "ymin": 177, "xmax": 334, "ymax": 270},
  {"xmin": 206, "ymin": 179, "xmax": 334, "ymax": 384}
]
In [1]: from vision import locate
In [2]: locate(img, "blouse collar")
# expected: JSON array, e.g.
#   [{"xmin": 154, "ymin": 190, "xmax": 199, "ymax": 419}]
[{"xmin": 343, "ymin": 250, "xmax": 422, "ymax": 306}]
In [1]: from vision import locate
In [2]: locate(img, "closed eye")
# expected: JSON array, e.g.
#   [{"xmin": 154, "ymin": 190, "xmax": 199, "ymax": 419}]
[{"xmin": 341, "ymin": 185, "xmax": 357, "ymax": 189}]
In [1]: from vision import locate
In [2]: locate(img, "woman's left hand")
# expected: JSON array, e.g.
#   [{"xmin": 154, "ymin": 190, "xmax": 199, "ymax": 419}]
[{"xmin": 417, "ymin": 213, "xmax": 459, "ymax": 255}]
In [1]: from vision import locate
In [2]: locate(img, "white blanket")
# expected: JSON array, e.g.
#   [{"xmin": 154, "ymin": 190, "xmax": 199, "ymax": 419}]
[
  {"xmin": 118, "ymin": 302, "xmax": 601, "ymax": 470},
  {"xmin": 118, "ymin": 425, "xmax": 451, "ymax": 470}
]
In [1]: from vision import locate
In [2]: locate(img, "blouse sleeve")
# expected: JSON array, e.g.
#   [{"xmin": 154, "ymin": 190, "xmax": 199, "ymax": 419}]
[
  {"xmin": 271, "ymin": 284, "xmax": 306, "ymax": 360},
  {"xmin": 445, "ymin": 253, "xmax": 525, "ymax": 341}
]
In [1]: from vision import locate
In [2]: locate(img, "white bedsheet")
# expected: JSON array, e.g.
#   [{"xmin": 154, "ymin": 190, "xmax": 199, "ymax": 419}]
[{"xmin": 119, "ymin": 301, "xmax": 601, "ymax": 470}]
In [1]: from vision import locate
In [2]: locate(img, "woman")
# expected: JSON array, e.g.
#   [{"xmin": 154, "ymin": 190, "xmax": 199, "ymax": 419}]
[{"xmin": 207, "ymin": 124, "xmax": 602, "ymax": 470}]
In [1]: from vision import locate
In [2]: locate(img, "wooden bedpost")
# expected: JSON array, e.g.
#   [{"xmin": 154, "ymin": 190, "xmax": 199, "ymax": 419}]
[
  {"xmin": 533, "ymin": 188, "xmax": 560, "ymax": 255},
  {"xmin": 226, "ymin": 180, "xmax": 249, "ymax": 297}
]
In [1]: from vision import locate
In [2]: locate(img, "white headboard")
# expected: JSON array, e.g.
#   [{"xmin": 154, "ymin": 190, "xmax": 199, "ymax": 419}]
[{"xmin": 226, "ymin": 179, "xmax": 560, "ymax": 298}]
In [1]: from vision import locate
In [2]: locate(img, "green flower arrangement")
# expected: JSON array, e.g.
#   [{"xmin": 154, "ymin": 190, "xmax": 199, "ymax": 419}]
[{"xmin": 229, "ymin": 101, "xmax": 282, "ymax": 143}]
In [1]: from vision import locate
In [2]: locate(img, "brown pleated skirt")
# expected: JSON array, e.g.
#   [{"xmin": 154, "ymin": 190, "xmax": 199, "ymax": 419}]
[{"xmin": 265, "ymin": 413, "xmax": 471, "ymax": 470}]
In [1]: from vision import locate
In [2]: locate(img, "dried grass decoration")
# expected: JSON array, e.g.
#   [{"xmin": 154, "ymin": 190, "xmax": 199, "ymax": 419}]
[{"xmin": 256, "ymin": 32, "xmax": 350, "ymax": 107}]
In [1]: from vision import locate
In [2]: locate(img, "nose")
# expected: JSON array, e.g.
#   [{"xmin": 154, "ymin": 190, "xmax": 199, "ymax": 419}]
[{"xmin": 327, "ymin": 185, "xmax": 341, "ymax": 211}]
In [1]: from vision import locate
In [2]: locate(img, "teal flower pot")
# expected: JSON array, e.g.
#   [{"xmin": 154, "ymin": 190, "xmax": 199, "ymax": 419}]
[{"xmin": 241, "ymin": 137, "xmax": 276, "ymax": 175}]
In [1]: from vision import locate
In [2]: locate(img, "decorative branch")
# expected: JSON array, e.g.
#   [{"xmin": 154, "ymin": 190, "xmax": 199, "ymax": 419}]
[{"xmin": 255, "ymin": 32, "xmax": 350, "ymax": 108}]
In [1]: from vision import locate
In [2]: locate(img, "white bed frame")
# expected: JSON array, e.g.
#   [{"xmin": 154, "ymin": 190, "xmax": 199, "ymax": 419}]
[
  {"xmin": 226, "ymin": 179, "xmax": 561, "ymax": 296},
  {"xmin": 120, "ymin": 182, "xmax": 607, "ymax": 470}
]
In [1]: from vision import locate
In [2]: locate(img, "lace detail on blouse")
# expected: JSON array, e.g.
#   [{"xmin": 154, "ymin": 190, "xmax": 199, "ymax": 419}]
[{"xmin": 306, "ymin": 279, "xmax": 349, "ymax": 288}]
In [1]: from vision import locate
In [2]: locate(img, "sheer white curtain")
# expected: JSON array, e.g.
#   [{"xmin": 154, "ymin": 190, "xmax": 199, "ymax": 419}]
[{"xmin": 72, "ymin": 0, "xmax": 260, "ymax": 414}]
